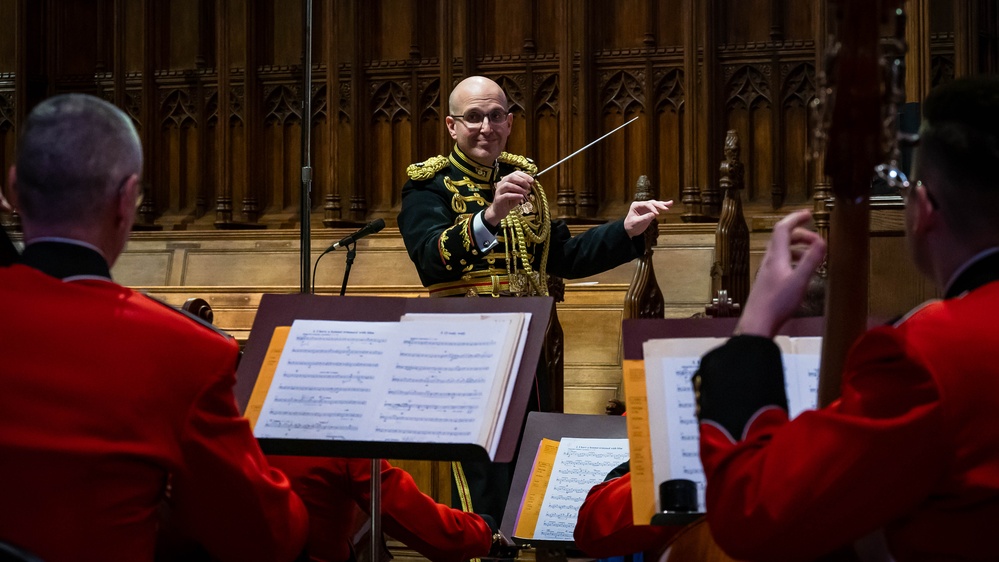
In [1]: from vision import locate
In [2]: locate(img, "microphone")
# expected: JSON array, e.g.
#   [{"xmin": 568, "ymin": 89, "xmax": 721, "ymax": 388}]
[{"xmin": 326, "ymin": 218, "xmax": 385, "ymax": 251}]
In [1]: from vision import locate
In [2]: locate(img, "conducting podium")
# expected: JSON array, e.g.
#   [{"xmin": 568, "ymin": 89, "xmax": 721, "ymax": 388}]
[{"xmin": 235, "ymin": 293, "xmax": 553, "ymax": 557}]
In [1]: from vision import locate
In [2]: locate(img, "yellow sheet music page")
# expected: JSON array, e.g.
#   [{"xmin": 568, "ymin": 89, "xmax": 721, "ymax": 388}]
[
  {"xmin": 623, "ymin": 358, "xmax": 655, "ymax": 526},
  {"xmin": 514, "ymin": 438, "xmax": 560, "ymax": 539},
  {"xmin": 245, "ymin": 326, "xmax": 291, "ymax": 430}
]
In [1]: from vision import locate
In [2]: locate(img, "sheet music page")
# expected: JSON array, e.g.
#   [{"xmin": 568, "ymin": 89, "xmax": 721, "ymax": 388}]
[
  {"xmin": 253, "ymin": 318, "xmax": 519, "ymax": 448},
  {"xmin": 530, "ymin": 437, "xmax": 630, "ymax": 541},
  {"xmin": 642, "ymin": 335, "xmax": 824, "ymax": 515},
  {"xmin": 642, "ymin": 338, "xmax": 726, "ymax": 513},
  {"xmin": 777, "ymin": 336, "xmax": 822, "ymax": 419},
  {"xmin": 401, "ymin": 312, "xmax": 529, "ymax": 457}
]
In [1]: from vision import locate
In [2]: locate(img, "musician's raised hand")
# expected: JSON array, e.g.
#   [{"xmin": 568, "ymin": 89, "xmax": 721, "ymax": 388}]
[
  {"xmin": 623, "ymin": 199, "xmax": 673, "ymax": 237},
  {"xmin": 483, "ymin": 170, "xmax": 534, "ymax": 226},
  {"xmin": 735, "ymin": 209, "xmax": 826, "ymax": 338}
]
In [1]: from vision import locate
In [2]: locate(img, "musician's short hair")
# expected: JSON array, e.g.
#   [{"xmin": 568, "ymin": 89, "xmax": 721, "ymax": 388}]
[
  {"xmin": 15, "ymin": 93, "xmax": 142, "ymax": 226},
  {"xmin": 917, "ymin": 75, "xmax": 999, "ymax": 232}
]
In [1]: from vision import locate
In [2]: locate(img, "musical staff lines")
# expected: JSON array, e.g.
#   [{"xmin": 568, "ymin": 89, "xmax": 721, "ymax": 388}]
[
  {"xmin": 527, "ymin": 438, "xmax": 630, "ymax": 542},
  {"xmin": 253, "ymin": 316, "xmax": 527, "ymax": 448}
]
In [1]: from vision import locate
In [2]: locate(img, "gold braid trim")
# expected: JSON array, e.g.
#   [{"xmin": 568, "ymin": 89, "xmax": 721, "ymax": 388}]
[
  {"xmin": 406, "ymin": 155, "xmax": 449, "ymax": 181},
  {"xmin": 497, "ymin": 152, "xmax": 538, "ymax": 175},
  {"xmin": 444, "ymin": 177, "xmax": 490, "ymax": 214},
  {"xmin": 452, "ymin": 461, "xmax": 474, "ymax": 511},
  {"xmin": 499, "ymin": 178, "xmax": 551, "ymax": 296}
]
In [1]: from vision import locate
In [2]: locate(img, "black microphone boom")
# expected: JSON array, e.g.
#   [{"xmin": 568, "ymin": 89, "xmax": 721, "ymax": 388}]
[{"xmin": 328, "ymin": 218, "xmax": 385, "ymax": 251}]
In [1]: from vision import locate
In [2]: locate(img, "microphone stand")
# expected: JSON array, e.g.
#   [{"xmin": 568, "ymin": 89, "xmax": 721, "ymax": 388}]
[
  {"xmin": 339, "ymin": 242, "xmax": 357, "ymax": 297},
  {"xmin": 319, "ymin": 237, "xmax": 381, "ymax": 558},
  {"xmin": 299, "ymin": 0, "xmax": 313, "ymax": 295},
  {"xmin": 297, "ymin": 2, "xmax": 379, "ymax": 558}
]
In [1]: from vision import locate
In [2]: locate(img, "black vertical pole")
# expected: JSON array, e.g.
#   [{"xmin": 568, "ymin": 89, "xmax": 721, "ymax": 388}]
[{"xmin": 300, "ymin": 0, "xmax": 314, "ymax": 294}]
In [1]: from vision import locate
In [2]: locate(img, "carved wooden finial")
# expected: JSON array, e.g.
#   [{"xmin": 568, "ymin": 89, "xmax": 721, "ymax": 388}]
[
  {"xmin": 708, "ymin": 130, "xmax": 750, "ymax": 312},
  {"xmin": 624, "ymin": 175, "xmax": 665, "ymax": 320}
]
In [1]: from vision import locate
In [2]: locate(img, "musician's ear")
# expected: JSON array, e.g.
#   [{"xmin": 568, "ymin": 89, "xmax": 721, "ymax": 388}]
[
  {"xmin": 4, "ymin": 166, "xmax": 18, "ymax": 213},
  {"xmin": 445, "ymin": 115, "xmax": 459, "ymax": 141},
  {"xmin": 910, "ymin": 181, "xmax": 940, "ymax": 234}
]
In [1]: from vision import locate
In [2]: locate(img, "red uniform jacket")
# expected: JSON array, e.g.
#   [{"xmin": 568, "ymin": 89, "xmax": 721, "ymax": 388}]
[
  {"xmin": 696, "ymin": 251, "xmax": 999, "ymax": 561},
  {"xmin": 269, "ymin": 455, "xmax": 493, "ymax": 562},
  {"xmin": 0, "ymin": 242, "xmax": 307, "ymax": 562},
  {"xmin": 574, "ymin": 472, "xmax": 682, "ymax": 558}
]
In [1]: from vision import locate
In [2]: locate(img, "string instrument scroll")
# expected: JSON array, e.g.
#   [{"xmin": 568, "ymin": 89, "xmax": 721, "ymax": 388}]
[{"xmin": 813, "ymin": 0, "xmax": 905, "ymax": 407}]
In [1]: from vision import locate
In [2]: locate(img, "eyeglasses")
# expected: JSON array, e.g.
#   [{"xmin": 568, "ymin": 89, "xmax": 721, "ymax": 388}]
[
  {"xmin": 877, "ymin": 164, "xmax": 939, "ymax": 208},
  {"xmin": 118, "ymin": 174, "xmax": 144, "ymax": 211},
  {"xmin": 450, "ymin": 109, "xmax": 510, "ymax": 128},
  {"xmin": 875, "ymin": 163, "xmax": 911, "ymax": 192}
]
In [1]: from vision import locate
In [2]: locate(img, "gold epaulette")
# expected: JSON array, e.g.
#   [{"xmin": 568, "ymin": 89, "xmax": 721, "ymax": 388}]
[
  {"xmin": 498, "ymin": 152, "xmax": 538, "ymax": 175},
  {"xmin": 407, "ymin": 155, "xmax": 449, "ymax": 181}
]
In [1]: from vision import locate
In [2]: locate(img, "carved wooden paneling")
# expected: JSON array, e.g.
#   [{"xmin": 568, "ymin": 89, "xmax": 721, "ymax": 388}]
[
  {"xmin": 780, "ymin": 62, "xmax": 816, "ymax": 206},
  {"xmin": 0, "ymin": 90, "xmax": 14, "ymax": 194},
  {"xmin": 724, "ymin": 64, "xmax": 773, "ymax": 203},
  {"xmin": 654, "ymin": 68, "xmax": 685, "ymax": 206},
  {"xmin": 261, "ymin": 83, "xmax": 302, "ymax": 214},
  {"xmin": 1, "ymin": 0, "xmax": 995, "ymax": 234},
  {"xmin": 369, "ymin": 79, "xmax": 411, "ymax": 214}
]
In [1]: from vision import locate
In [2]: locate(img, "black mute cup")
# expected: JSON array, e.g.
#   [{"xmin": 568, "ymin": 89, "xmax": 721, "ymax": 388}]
[
  {"xmin": 649, "ymin": 479, "xmax": 702, "ymax": 526},
  {"xmin": 660, "ymin": 479, "xmax": 698, "ymax": 513}
]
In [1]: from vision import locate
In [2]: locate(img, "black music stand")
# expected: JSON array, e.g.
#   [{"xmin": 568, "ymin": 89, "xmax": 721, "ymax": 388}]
[
  {"xmin": 501, "ymin": 412, "xmax": 629, "ymax": 557},
  {"xmin": 236, "ymin": 293, "xmax": 553, "ymax": 557},
  {"xmin": 622, "ymin": 316, "xmax": 825, "ymax": 526}
]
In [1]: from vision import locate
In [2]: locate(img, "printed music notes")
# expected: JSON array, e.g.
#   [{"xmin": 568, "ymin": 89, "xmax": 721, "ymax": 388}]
[
  {"xmin": 629, "ymin": 336, "xmax": 820, "ymax": 520},
  {"xmin": 246, "ymin": 313, "xmax": 529, "ymax": 458},
  {"xmin": 513, "ymin": 437, "xmax": 630, "ymax": 542}
]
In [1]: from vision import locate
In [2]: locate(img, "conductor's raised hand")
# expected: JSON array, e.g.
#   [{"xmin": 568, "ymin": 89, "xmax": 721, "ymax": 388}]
[
  {"xmin": 735, "ymin": 209, "xmax": 826, "ymax": 339},
  {"xmin": 623, "ymin": 199, "xmax": 673, "ymax": 237},
  {"xmin": 483, "ymin": 170, "xmax": 535, "ymax": 227}
]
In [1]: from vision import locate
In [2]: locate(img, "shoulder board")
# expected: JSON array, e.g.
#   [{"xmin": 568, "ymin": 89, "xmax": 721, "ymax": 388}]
[
  {"xmin": 140, "ymin": 293, "xmax": 236, "ymax": 342},
  {"xmin": 498, "ymin": 152, "xmax": 538, "ymax": 175},
  {"xmin": 407, "ymin": 155, "xmax": 449, "ymax": 181}
]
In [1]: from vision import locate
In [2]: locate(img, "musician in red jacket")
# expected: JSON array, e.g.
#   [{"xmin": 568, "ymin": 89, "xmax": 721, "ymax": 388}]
[
  {"xmin": 0, "ymin": 94, "xmax": 307, "ymax": 562},
  {"xmin": 695, "ymin": 75, "xmax": 999, "ymax": 560},
  {"xmin": 269, "ymin": 455, "xmax": 498, "ymax": 562},
  {"xmin": 573, "ymin": 461, "xmax": 682, "ymax": 558}
]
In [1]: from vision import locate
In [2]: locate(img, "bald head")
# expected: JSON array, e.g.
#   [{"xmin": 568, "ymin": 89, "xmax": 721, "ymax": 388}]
[
  {"xmin": 15, "ymin": 94, "xmax": 142, "ymax": 228},
  {"xmin": 449, "ymin": 76, "xmax": 509, "ymax": 116},
  {"xmin": 446, "ymin": 76, "xmax": 514, "ymax": 165}
]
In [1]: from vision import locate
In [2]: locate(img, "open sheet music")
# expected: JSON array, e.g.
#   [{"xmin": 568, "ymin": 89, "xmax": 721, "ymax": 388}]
[
  {"xmin": 245, "ymin": 313, "xmax": 529, "ymax": 459},
  {"xmin": 627, "ymin": 336, "xmax": 820, "ymax": 520},
  {"xmin": 513, "ymin": 437, "xmax": 630, "ymax": 543}
]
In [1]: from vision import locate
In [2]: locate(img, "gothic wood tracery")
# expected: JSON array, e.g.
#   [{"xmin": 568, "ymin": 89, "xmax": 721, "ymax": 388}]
[{"xmin": 0, "ymin": 0, "xmax": 988, "ymax": 233}]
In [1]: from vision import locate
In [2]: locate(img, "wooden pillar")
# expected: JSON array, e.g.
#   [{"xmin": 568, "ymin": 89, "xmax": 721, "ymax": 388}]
[
  {"xmin": 812, "ymin": 0, "xmax": 832, "ymax": 239},
  {"xmin": 439, "ymin": 0, "xmax": 455, "ymax": 152},
  {"xmin": 113, "ymin": 0, "xmax": 126, "ymax": 109},
  {"xmin": 349, "ymin": 0, "xmax": 366, "ymax": 221},
  {"xmin": 905, "ymin": 0, "xmax": 932, "ymax": 104},
  {"xmin": 680, "ymin": 0, "xmax": 700, "ymax": 220},
  {"xmin": 555, "ymin": 0, "xmax": 576, "ymax": 218},
  {"xmin": 214, "ymin": 0, "xmax": 233, "ymax": 226},
  {"xmin": 701, "ymin": 0, "xmax": 719, "ymax": 217},
  {"xmin": 953, "ymin": 0, "xmax": 979, "ymax": 78},
  {"xmin": 576, "ymin": 0, "xmax": 597, "ymax": 218},
  {"xmin": 324, "ymin": 0, "xmax": 343, "ymax": 226},
  {"xmin": 137, "ymin": 0, "xmax": 159, "ymax": 227},
  {"xmin": 680, "ymin": 0, "xmax": 719, "ymax": 221},
  {"xmin": 242, "ymin": 0, "xmax": 261, "ymax": 224},
  {"xmin": 643, "ymin": 2, "xmax": 657, "ymax": 200}
]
